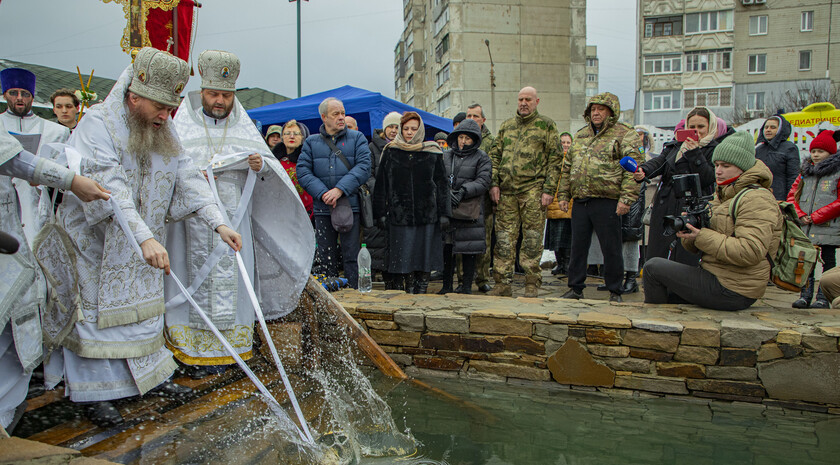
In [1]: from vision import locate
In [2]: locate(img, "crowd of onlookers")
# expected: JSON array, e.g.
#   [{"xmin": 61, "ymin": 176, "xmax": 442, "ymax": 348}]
[
  {"xmin": 258, "ymin": 87, "xmax": 840, "ymax": 312},
  {"xmin": 28, "ymin": 79, "xmax": 840, "ymax": 312}
]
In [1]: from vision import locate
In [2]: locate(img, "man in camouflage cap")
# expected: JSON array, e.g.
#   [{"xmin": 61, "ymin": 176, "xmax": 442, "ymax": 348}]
[
  {"xmin": 487, "ymin": 86, "xmax": 561, "ymax": 297},
  {"xmin": 557, "ymin": 92, "xmax": 644, "ymax": 303}
]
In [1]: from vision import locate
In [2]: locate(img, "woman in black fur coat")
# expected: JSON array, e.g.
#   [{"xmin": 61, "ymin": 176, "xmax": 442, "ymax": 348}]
[{"xmin": 372, "ymin": 112, "xmax": 448, "ymax": 293}]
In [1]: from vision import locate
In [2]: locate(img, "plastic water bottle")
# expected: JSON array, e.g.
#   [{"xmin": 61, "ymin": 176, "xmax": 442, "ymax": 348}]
[{"xmin": 358, "ymin": 244, "xmax": 372, "ymax": 293}]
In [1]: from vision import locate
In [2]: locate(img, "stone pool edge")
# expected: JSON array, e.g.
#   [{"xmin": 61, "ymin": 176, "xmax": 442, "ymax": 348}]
[{"xmin": 335, "ymin": 290, "xmax": 840, "ymax": 415}]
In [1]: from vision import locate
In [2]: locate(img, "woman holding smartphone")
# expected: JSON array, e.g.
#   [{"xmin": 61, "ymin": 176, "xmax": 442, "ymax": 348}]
[{"xmin": 632, "ymin": 107, "xmax": 734, "ymax": 266}]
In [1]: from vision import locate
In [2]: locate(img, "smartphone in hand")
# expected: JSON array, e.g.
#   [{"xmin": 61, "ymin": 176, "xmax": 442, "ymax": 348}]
[{"xmin": 675, "ymin": 129, "xmax": 699, "ymax": 142}]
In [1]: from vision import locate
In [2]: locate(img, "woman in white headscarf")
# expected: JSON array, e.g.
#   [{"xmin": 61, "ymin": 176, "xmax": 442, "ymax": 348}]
[
  {"xmin": 372, "ymin": 112, "xmax": 448, "ymax": 293},
  {"xmin": 633, "ymin": 107, "xmax": 734, "ymax": 266}
]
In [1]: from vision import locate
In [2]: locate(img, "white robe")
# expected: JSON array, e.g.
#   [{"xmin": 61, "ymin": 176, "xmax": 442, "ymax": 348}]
[
  {"xmin": 42, "ymin": 67, "xmax": 226, "ymax": 402},
  {"xmin": 0, "ymin": 128, "xmax": 75, "ymax": 427},
  {"xmin": 0, "ymin": 111, "xmax": 70, "ymax": 243},
  {"xmin": 166, "ymin": 91, "xmax": 314, "ymax": 365}
]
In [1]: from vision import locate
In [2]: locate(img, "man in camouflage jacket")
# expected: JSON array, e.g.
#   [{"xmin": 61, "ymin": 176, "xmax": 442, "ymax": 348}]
[
  {"xmin": 487, "ymin": 87, "xmax": 561, "ymax": 297},
  {"xmin": 557, "ymin": 92, "xmax": 644, "ymax": 302}
]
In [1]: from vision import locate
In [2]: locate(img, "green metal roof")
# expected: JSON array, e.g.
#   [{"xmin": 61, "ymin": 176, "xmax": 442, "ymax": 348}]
[{"xmin": 1, "ymin": 58, "xmax": 289, "ymax": 119}]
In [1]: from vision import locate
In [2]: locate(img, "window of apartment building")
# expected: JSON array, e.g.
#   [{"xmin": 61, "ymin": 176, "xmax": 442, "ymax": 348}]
[
  {"xmin": 435, "ymin": 34, "xmax": 449, "ymax": 62},
  {"xmin": 800, "ymin": 50, "xmax": 812, "ymax": 70},
  {"xmin": 685, "ymin": 49, "xmax": 731, "ymax": 72},
  {"xmin": 586, "ymin": 88, "xmax": 598, "ymax": 98},
  {"xmin": 434, "ymin": 7, "xmax": 449, "ymax": 36},
  {"xmin": 587, "ymin": 74, "xmax": 598, "ymax": 82},
  {"xmin": 749, "ymin": 15, "xmax": 768, "ymax": 36},
  {"xmin": 748, "ymin": 54, "xmax": 766, "ymax": 74},
  {"xmin": 644, "ymin": 16, "xmax": 683, "ymax": 37},
  {"xmin": 747, "ymin": 92, "xmax": 765, "ymax": 111},
  {"xmin": 405, "ymin": 7, "xmax": 413, "ymax": 23},
  {"xmin": 405, "ymin": 74, "xmax": 413, "ymax": 93},
  {"xmin": 437, "ymin": 64, "xmax": 450, "ymax": 88},
  {"xmin": 586, "ymin": 58, "xmax": 598, "ymax": 67},
  {"xmin": 684, "ymin": 88, "xmax": 731, "ymax": 107},
  {"xmin": 644, "ymin": 90, "xmax": 681, "ymax": 111},
  {"xmin": 685, "ymin": 10, "xmax": 733, "ymax": 34},
  {"xmin": 801, "ymin": 11, "xmax": 814, "ymax": 32},
  {"xmin": 644, "ymin": 55, "xmax": 681, "ymax": 74},
  {"xmin": 406, "ymin": 30, "xmax": 414, "ymax": 47},
  {"xmin": 437, "ymin": 93, "xmax": 451, "ymax": 114},
  {"xmin": 405, "ymin": 53, "xmax": 414, "ymax": 71}
]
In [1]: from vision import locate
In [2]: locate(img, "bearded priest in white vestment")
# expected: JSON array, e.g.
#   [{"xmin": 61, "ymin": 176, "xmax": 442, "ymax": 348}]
[
  {"xmin": 42, "ymin": 48, "xmax": 242, "ymax": 427},
  {"xmin": 0, "ymin": 68, "xmax": 71, "ymax": 243},
  {"xmin": 167, "ymin": 50, "xmax": 314, "ymax": 378},
  {"xmin": 0, "ymin": 126, "xmax": 109, "ymax": 434}
]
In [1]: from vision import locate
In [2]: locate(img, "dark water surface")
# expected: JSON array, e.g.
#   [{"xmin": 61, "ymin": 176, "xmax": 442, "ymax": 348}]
[{"xmin": 366, "ymin": 375, "xmax": 840, "ymax": 465}]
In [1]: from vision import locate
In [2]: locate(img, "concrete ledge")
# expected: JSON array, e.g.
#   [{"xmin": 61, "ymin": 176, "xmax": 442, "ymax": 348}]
[{"xmin": 335, "ymin": 289, "xmax": 840, "ymax": 412}]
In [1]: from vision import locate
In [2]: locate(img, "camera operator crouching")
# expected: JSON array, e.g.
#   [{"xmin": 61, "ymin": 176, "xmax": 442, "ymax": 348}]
[{"xmin": 642, "ymin": 131, "xmax": 783, "ymax": 311}]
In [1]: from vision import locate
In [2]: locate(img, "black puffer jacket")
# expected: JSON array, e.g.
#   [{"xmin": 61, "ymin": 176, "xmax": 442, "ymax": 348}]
[
  {"xmin": 755, "ymin": 115, "xmax": 801, "ymax": 200},
  {"xmin": 363, "ymin": 129, "xmax": 390, "ymax": 270},
  {"xmin": 373, "ymin": 146, "xmax": 448, "ymax": 226},
  {"xmin": 443, "ymin": 119, "xmax": 492, "ymax": 254}
]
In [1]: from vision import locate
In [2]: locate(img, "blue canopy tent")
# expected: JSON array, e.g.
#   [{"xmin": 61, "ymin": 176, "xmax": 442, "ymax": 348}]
[{"xmin": 247, "ymin": 85, "xmax": 453, "ymax": 141}]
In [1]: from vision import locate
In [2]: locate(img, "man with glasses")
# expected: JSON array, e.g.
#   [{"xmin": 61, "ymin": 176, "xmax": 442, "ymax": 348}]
[{"xmin": 1, "ymin": 68, "xmax": 71, "ymax": 242}]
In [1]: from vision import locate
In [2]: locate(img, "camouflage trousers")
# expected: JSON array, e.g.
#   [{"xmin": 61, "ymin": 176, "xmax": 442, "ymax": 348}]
[
  {"xmin": 475, "ymin": 194, "xmax": 494, "ymax": 286},
  {"xmin": 493, "ymin": 188, "xmax": 546, "ymax": 286}
]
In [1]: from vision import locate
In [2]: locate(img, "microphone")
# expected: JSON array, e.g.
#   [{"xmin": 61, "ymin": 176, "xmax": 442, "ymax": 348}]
[
  {"xmin": 620, "ymin": 156, "xmax": 649, "ymax": 183},
  {"xmin": 0, "ymin": 231, "xmax": 20, "ymax": 254}
]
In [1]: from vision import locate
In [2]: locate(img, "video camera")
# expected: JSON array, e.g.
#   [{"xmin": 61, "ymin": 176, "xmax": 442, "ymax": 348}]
[{"xmin": 662, "ymin": 174, "xmax": 713, "ymax": 235}]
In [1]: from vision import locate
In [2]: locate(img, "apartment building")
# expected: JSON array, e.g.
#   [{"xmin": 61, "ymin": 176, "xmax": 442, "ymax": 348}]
[
  {"xmin": 394, "ymin": 0, "xmax": 587, "ymax": 134},
  {"xmin": 586, "ymin": 45, "xmax": 600, "ymax": 99},
  {"xmin": 636, "ymin": 0, "xmax": 840, "ymax": 129}
]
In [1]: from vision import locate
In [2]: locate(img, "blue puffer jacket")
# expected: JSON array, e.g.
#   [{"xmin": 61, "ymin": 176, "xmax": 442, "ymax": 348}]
[{"xmin": 296, "ymin": 125, "xmax": 372, "ymax": 215}]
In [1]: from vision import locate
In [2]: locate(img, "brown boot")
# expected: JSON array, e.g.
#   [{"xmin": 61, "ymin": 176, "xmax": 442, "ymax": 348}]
[
  {"xmin": 487, "ymin": 283, "xmax": 512, "ymax": 297},
  {"xmin": 523, "ymin": 276, "xmax": 540, "ymax": 298}
]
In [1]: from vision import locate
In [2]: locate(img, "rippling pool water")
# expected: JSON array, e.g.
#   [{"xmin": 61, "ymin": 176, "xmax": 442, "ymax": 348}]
[{"xmin": 364, "ymin": 375, "xmax": 840, "ymax": 465}]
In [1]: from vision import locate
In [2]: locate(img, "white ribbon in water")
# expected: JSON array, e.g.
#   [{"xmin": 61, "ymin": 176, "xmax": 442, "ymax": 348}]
[
  {"xmin": 108, "ymin": 196, "xmax": 313, "ymax": 445},
  {"xmin": 204, "ymin": 154, "xmax": 315, "ymax": 444}
]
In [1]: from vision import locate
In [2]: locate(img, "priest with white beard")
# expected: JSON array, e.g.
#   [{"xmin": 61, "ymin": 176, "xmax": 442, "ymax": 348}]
[
  {"xmin": 1, "ymin": 68, "xmax": 71, "ymax": 243},
  {"xmin": 42, "ymin": 48, "xmax": 242, "ymax": 427},
  {"xmin": 168, "ymin": 50, "xmax": 314, "ymax": 379},
  {"xmin": 0, "ymin": 126, "xmax": 109, "ymax": 435}
]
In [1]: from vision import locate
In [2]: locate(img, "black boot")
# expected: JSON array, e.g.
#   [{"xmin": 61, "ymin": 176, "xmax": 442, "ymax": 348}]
[
  {"xmin": 793, "ymin": 276, "xmax": 815, "ymax": 308},
  {"xmin": 813, "ymin": 286, "xmax": 830, "ymax": 308},
  {"xmin": 412, "ymin": 271, "xmax": 430, "ymax": 294},
  {"xmin": 551, "ymin": 251, "xmax": 563, "ymax": 275},
  {"xmin": 83, "ymin": 401, "xmax": 124, "ymax": 427},
  {"xmin": 622, "ymin": 271, "xmax": 639, "ymax": 294},
  {"xmin": 150, "ymin": 380, "xmax": 193, "ymax": 399},
  {"xmin": 402, "ymin": 273, "xmax": 414, "ymax": 294}
]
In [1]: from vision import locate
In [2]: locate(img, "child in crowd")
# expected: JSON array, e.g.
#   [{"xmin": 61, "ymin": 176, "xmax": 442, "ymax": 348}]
[{"xmin": 787, "ymin": 130, "xmax": 840, "ymax": 308}]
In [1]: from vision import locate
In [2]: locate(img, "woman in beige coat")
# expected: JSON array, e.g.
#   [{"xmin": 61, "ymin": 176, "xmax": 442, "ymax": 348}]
[{"xmin": 642, "ymin": 131, "xmax": 783, "ymax": 311}]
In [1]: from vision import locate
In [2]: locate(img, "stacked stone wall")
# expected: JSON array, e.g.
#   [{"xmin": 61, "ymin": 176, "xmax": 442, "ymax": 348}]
[{"xmin": 336, "ymin": 291, "xmax": 840, "ymax": 413}]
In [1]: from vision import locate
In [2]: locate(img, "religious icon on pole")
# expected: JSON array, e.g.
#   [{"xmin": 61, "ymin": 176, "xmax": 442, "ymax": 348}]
[
  {"xmin": 129, "ymin": 0, "xmax": 143, "ymax": 48},
  {"xmin": 101, "ymin": 0, "xmax": 200, "ymax": 62}
]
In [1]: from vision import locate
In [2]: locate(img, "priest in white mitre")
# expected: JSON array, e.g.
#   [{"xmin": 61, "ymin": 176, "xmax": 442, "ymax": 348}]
[
  {"xmin": 168, "ymin": 49, "xmax": 314, "ymax": 379},
  {"xmin": 0, "ymin": 126, "xmax": 109, "ymax": 435},
  {"xmin": 1, "ymin": 68, "xmax": 72, "ymax": 242},
  {"xmin": 42, "ymin": 47, "xmax": 242, "ymax": 427}
]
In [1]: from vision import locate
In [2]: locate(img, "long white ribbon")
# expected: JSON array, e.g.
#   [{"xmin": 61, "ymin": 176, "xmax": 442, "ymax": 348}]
[
  {"xmin": 204, "ymin": 155, "xmax": 315, "ymax": 444},
  {"xmin": 108, "ymin": 196, "xmax": 313, "ymax": 445},
  {"xmin": 163, "ymin": 156, "xmax": 256, "ymax": 309}
]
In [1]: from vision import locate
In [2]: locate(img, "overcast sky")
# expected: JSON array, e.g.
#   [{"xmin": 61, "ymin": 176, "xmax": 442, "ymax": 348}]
[{"xmin": 0, "ymin": 0, "xmax": 636, "ymax": 108}]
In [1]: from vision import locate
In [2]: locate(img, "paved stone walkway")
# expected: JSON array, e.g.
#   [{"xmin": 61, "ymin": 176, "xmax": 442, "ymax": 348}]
[{"xmin": 420, "ymin": 268, "xmax": 801, "ymax": 310}]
